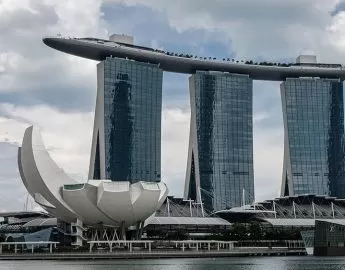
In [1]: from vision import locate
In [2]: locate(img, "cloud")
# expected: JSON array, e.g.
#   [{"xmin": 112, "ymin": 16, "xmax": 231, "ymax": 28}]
[
  {"xmin": 161, "ymin": 108, "xmax": 190, "ymax": 196},
  {"xmin": 0, "ymin": 0, "xmax": 58, "ymax": 34},
  {"xmin": 105, "ymin": 0, "xmax": 344, "ymax": 61},
  {"xmin": 253, "ymin": 116, "xmax": 284, "ymax": 201},
  {"xmin": 0, "ymin": 102, "xmax": 94, "ymax": 211},
  {"xmin": 0, "ymin": 103, "xmax": 93, "ymax": 175},
  {"xmin": 331, "ymin": 1, "xmax": 345, "ymax": 16},
  {"xmin": 0, "ymin": 0, "xmax": 106, "ymax": 111}
]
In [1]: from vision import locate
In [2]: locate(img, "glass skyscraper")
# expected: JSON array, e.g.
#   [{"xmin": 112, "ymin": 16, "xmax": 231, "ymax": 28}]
[
  {"xmin": 89, "ymin": 57, "xmax": 163, "ymax": 183},
  {"xmin": 281, "ymin": 78, "xmax": 345, "ymax": 197},
  {"xmin": 184, "ymin": 71, "xmax": 254, "ymax": 212}
]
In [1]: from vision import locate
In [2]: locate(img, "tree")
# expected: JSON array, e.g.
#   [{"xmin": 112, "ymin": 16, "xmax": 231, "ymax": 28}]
[
  {"xmin": 248, "ymin": 222, "xmax": 262, "ymax": 240},
  {"xmin": 229, "ymin": 223, "xmax": 247, "ymax": 240}
]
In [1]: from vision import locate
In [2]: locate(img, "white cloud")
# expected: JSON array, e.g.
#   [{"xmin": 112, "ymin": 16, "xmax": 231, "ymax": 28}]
[
  {"xmin": 162, "ymin": 108, "xmax": 190, "ymax": 196},
  {"xmin": 0, "ymin": 103, "xmax": 93, "ymax": 177},
  {"xmin": 328, "ymin": 12, "xmax": 345, "ymax": 54},
  {"xmin": 0, "ymin": 103, "xmax": 94, "ymax": 211},
  {"xmin": 253, "ymin": 124, "xmax": 283, "ymax": 201}
]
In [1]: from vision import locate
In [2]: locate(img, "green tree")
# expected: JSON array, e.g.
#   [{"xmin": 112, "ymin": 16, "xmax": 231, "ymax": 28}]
[
  {"xmin": 248, "ymin": 222, "xmax": 262, "ymax": 240},
  {"xmin": 230, "ymin": 223, "xmax": 247, "ymax": 240}
]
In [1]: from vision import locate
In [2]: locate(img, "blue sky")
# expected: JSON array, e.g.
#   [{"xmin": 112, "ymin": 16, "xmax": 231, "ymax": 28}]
[{"xmin": 1, "ymin": 0, "xmax": 345, "ymax": 211}]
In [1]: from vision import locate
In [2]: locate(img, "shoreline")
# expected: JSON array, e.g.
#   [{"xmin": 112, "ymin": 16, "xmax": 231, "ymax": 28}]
[{"xmin": 0, "ymin": 249, "xmax": 307, "ymax": 260}]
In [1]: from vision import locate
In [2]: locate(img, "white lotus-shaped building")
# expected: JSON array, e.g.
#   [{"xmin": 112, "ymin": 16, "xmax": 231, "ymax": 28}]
[{"xmin": 18, "ymin": 126, "xmax": 168, "ymax": 228}]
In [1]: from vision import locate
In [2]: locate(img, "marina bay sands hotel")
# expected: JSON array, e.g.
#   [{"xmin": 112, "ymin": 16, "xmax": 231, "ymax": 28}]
[{"xmin": 43, "ymin": 34, "xmax": 345, "ymax": 213}]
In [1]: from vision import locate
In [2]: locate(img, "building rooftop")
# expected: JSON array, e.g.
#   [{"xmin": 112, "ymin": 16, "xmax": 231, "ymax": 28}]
[
  {"xmin": 215, "ymin": 195, "xmax": 345, "ymax": 223},
  {"xmin": 43, "ymin": 36, "xmax": 345, "ymax": 81},
  {"xmin": 0, "ymin": 211, "xmax": 50, "ymax": 219},
  {"xmin": 262, "ymin": 218, "xmax": 345, "ymax": 227},
  {"xmin": 146, "ymin": 216, "xmax": 230, "ymax": 226}
]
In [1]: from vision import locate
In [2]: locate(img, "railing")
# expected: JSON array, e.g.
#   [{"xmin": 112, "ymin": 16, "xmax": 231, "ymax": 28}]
[
  {"xmin": 0, "ymin": 239, "xmax": 307, "ymax": 257},
  {"xmin": 0, "ymin": 241, "xmax": 59, "ymax": 254}
]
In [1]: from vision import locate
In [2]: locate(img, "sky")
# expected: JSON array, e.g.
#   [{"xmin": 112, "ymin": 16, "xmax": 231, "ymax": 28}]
[{"xmin": 1, "ymin": 0, "xmax": 345, "ymax": 212}]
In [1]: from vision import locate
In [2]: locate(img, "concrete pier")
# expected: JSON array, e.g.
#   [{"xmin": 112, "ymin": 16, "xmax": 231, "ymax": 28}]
[{"xmin": 0, "ymin": 248, "xmax": 306, "ymax": 260}]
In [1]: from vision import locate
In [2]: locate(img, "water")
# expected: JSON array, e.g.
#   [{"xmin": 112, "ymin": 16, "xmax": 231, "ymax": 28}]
[{"xmin": 1, "ymin": 257, "xmax": 345, "ymax": 270}]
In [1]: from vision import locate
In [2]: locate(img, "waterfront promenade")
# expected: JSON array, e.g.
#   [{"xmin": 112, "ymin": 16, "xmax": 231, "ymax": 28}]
[
  {"xmin": 0, "ymin": 248, "xmax": 306, "ymax": 260},
  {"xmin": 0, "ymin": 240, "xmax": 306, "ymax": 260}
]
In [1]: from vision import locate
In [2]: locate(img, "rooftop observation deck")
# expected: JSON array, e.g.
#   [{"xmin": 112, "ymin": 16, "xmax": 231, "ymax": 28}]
[{"xmin": 43, "ymin": 35, "xmax": 345, "ymax": 81}]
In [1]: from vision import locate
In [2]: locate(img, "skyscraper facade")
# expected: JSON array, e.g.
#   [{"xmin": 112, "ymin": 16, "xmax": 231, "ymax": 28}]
[
  {"xmin": 89, "ymin": 57, "xmax": 163, "ymax": 183},
  {"xmin": 184, "ymin": 71, "xmax": 254, "ymax": 212},
  {"xmin": 281, "ymin": 78, "xmax": 345, "ymax": 197}
]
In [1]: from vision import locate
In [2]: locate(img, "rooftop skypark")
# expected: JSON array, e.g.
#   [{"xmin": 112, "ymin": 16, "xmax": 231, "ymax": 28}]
[{"xmin": 43, "ymin": 34, "xmax": 345, "ymax": 81}]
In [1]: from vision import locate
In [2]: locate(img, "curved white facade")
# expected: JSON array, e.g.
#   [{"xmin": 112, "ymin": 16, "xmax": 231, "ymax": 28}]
[
  {"xmin": 18, "ymin": 126, "xmax": 168, "ymax": 227},
  {"xmin": 18, "ymin": 126, "xmax": 77, "ymax": 222}
]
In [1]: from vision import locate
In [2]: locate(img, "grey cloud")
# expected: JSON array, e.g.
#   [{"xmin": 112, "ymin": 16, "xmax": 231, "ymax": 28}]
[
  {"xmin": 113, "ymin": 0, "xmax": 329, "ymax": 25},
  {"xmin": 0, "ymin": 0, "xmax": 103, "ymax": 113},
  {"xmin": 254, "ymin": 114, "xmax": 283, "ymax": 132},
  {"xmin": 253, "ymin": 81, "xmax": 283, "ymax": 130},
  {"xmin": 113, "ymin": 0, "xmax": 338, "ymax": 60},
  {"xmin": 162, "ymin": 73, "xmax": 190, "ymax": 109},
  {"xmin": 0, "ymin": 84, "xmax": 96, "ymax": 112},
  {"xmin": 0, "ymin": 142, "xmax": 27, "ymax": 211},
  {"xmin": 0, "ymin": 0, "xmax": 58, "ymax": 34},
  {"xmin": 168, "ymin": 0, "xmax": 324, "ymax": 25},
  {"xmin": 0, "ymin": 107, "xmax": 32, "ymax": 125},
  {"xmin": 163, "ymin": 174, "xmax": 185, "ymax": 198},
  {"xmin": 0, "ymin": 33, "xmax": 97, "ymax": 111},
  {"xmin": 331, "ymin": 1, "xmax": 345, "ymax": 16}
]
